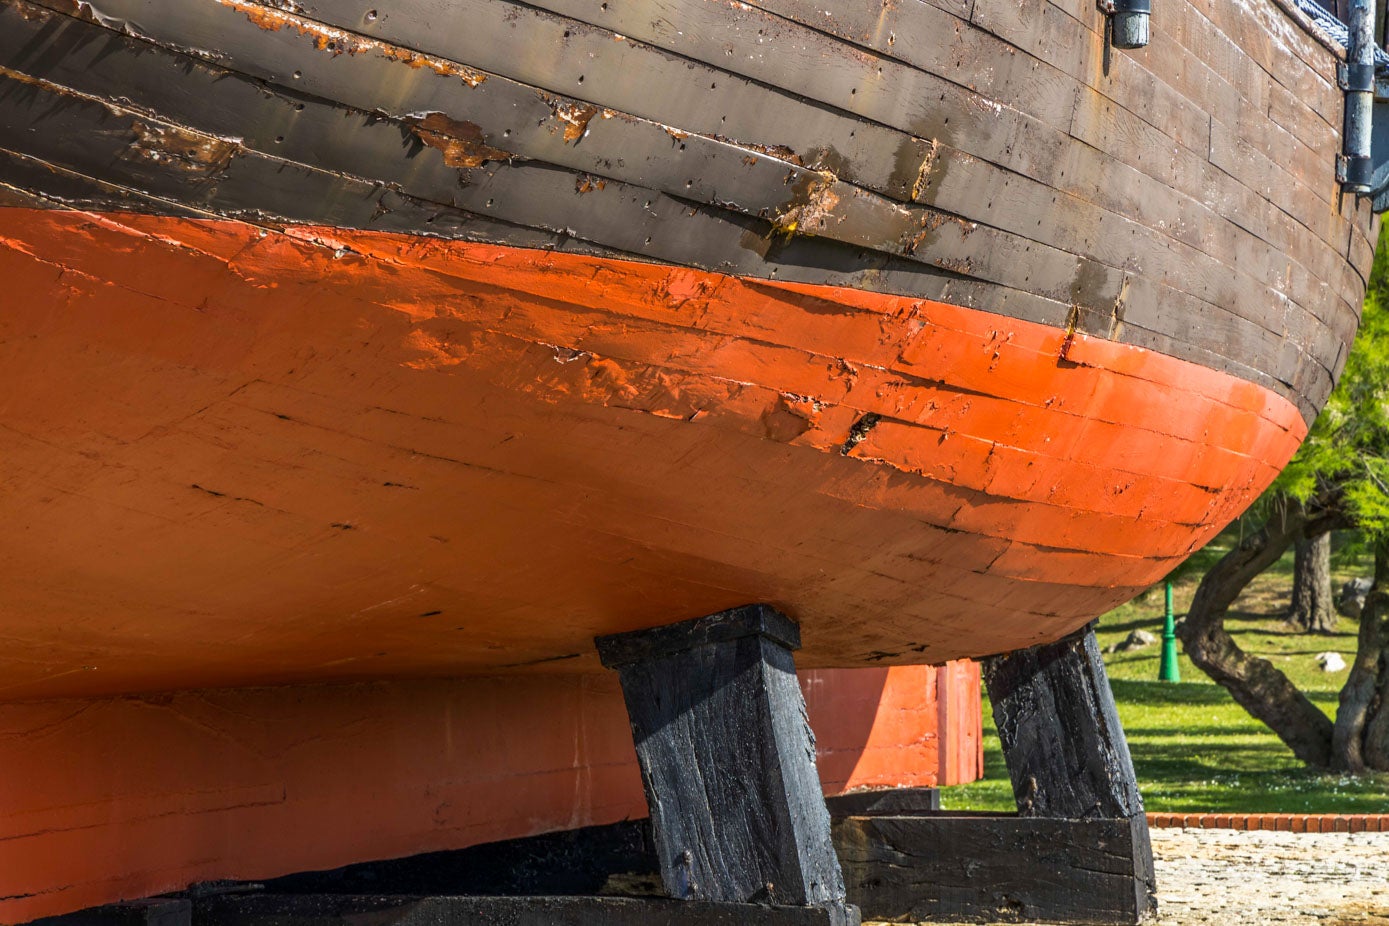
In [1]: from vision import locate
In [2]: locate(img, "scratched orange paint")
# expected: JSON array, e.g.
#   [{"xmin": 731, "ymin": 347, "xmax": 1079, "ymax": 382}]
[{"xmin": 0, "ymin": 207, "xmax": 1308, "ymax": 701}]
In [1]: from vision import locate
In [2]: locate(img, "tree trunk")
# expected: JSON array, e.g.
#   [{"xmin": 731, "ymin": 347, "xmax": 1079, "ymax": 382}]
[
  {"xmin": 1287, "ymin": 531, "xmax": 1336, "ymax": 633},
  {"xmin": 1334, "ymin": 541, "xmax": 1389, "ymax": 771},
  {"xmin": 1363, "ymin": 656, "xmax": 1389, "ymax": 769},
  {"xmin": 1178, "ymin": 499, "xmax": 1342, "ymax": 767}
]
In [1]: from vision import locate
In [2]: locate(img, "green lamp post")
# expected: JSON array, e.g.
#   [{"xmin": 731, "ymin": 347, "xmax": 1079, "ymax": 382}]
[{"xmin": 1159, "ymin": 580, "xmax": 1181, "ymax": 682}]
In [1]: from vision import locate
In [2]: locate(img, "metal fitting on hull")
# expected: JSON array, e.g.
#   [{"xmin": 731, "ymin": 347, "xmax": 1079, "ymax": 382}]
[
  {"xmin": 1341, "ymin": 0, "xmax": 1375, "ymax": 193},
  {"xmin": 1109, "ymin": 0, "xmax": 1151, "ymax": 49}
]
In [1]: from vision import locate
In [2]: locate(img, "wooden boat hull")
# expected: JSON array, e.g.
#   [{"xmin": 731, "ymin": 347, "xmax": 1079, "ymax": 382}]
[
  {"xmin": 0, "ymin": 0, "xmax": 1369, "ymax": 683},
  {"xmin": 0, "ymin": 209, "xmax": 1310, "ymax": 693},
  {"xmin": 0, "ymin": 0, "xmax": 1373, "ymax": 916}
]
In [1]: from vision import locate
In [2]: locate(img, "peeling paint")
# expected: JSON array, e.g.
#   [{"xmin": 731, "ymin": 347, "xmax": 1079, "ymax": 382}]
[
  {"xmin": 901, "ymin": 206, "xmax": 975, "ymax": 257},
  {"xmin": 760, "ymin": 392, "xmax": 817, "ymax": 441},
  {"xmin": 728, "ymin": 139, "xmax": 804, "ymax": 166},
  {"xmin": 910, "ymin": 138, "xmax": 941, "ymax": 201},
  {"xmin": 1109, "ymin": 275, "xmax": 1131, "ymax": 339},
  {"xmin": 840, "ymin": 411, "xmax": 881, "ymax": 454},
  {"xmin": 0, "ymin": 65, "xmax": 244, "ymax": 180},
  {"xmin": 574, "ymin": 175, "xmax": 607, "ymax": 194},
  {"xmin": 548, "ymin": 100, "xmax": 600, "ymax": 144},
  {"xmin": 404, "ymin": 112, "xmax": 513, "ymax": 168},
  {"xmin": 218, "ymin": 0, "xmax": 486, "ymax": 84},
  {"xmin": 128, "ymin": 124, "xmax": 235, "ymax": 176},
  {"xmin": 967, "ymin": 94, "xmax": 1004, "ymax": 116},
  {"xmin": 933, "ymin": 256, "xmax": 973, "ymax": 274},
  {"xmin": 1058, "ymin": 304, "xmax": 1081, "ymax": 363},
  {"xmin": 772, "ymin": 170, "xmax": 840, "ymax": 236}
]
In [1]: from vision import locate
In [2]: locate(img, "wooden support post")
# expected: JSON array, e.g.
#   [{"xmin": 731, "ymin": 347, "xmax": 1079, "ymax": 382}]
[
  {"xmin": 596, "ymin": 605, "xmax": 856, "ymax": 925},
  {"xmin": 982, "ymin": 623, "xmax": 1156, "ymax": 917}
]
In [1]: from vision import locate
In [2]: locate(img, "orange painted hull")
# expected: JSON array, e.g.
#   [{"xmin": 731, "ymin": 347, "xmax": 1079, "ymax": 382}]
[
  {"xmin": 0, "ymin": 208, "xmax": 1304, "ymax": 695},
  {"xmin": 0, "ymin": 203, "xmax": 1298, "ymax": 919},
  {"xmin": 0, "ymin": 664, "xmax": 980, "ymax": 923}
]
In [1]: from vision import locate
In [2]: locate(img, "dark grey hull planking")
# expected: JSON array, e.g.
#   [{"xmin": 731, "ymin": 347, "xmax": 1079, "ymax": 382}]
[{"xmin": 0, "ymin": 0, "xmax": 1374, "ymax": 422}]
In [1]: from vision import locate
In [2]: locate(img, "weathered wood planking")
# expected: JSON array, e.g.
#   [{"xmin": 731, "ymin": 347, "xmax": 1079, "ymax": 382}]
[
  {"xmin": 9, "ymin": 0, "xmax": 1365, "ymax": 420},
  {"xmin": 729, "ymin": 0, "xmax": 1356, "ymax": 271},
  {"xmin": 461, "ymin": 0, "xmax": 1348, "ymax": 283},
  {"xmin": 0, "ymin": 0, "xmax": 1333, "ymax": 416},
  {"xmin": 311, "ymin": 0, "xmax": 1364, "ymax": 402}
]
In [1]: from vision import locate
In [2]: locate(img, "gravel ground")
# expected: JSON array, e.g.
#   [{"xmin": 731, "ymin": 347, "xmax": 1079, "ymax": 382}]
[{"xmin": 1147, "ymin": 828, "xmax": 1389, "ymax": 925}]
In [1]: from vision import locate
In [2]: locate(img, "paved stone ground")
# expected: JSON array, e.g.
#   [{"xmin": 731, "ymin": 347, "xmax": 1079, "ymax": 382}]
[{"xmin": 1146, "ymin": 828, "xmax": 1389, "ymax": 925}]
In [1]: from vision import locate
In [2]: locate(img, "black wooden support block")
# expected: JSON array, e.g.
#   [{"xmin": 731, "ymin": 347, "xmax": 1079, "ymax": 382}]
[
  {"xmin": 32, "ymin": 900, "xmax": 192, "ymax": 926},
  {"xmin": 191, "ymin": 894, "xmax": 854, "ymax": 926},
  {"xmin": 823, "ymin": 787, "xmax": 940, "ymax": 818},
  {"xmin": 983, "ymin": 624, "xmax": 1143, "ymax": 819},
  {"xmin": 834, "ymin": 811, "xmax": 1152, "ymax": 924},
  {"xmin": 596, "ymin": 605, "xmax": 854, "ymax": 925},
  {"xmin": 982, "ymin": 624, "xmax": 1156, "ymax": 920},
  {"xmin": 257, "ymin": 819, "xmax": 656, "ymax": 897}
]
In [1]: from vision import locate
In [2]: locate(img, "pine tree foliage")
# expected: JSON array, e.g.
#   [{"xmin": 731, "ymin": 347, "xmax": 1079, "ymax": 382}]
[{"xmin": 1275, "ymin": 226, "xmax": 1389, "ymax": 532}]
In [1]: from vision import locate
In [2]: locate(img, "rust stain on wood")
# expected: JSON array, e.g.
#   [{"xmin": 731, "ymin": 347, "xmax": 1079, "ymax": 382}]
[
  {"xmin": 405, "ymin": 112, "xmax": 512, "ymax": 168},
  {"xmin": 0, "ymin": 64, "xmax": 242, "ymax": 178},
  {"xmin": 910, "ymin": 138, "xmax": 941, "ymax": 201},
  {"xmin": 715, "ymin": 137, "xmax": 804, "ymax": 166},
  {"xmin": 902, "ymin": 206, "xmax": 977, "ymax": 256},
  {"xmin": 1109, "ymin": 275, "xmax": 1131, "ymax": 339},
  {"xmin": 933, "ymin": 255, "xmax": 973, "ymax": 274},
  {"xmin": 127, "ymin": 120, "xmax": 237, "ymax": 175}
]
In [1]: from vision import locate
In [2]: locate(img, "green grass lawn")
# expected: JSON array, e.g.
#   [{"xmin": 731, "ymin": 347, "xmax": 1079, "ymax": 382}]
[{"xmin": 940, "ymin": 536, "xmax": 1389, "ymax": 814}]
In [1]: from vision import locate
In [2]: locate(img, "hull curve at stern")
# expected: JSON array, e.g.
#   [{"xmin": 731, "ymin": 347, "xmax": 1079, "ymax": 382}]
[{"xmin": 0, "ymin": 209, "xmax": 1310, "ymax": 686}]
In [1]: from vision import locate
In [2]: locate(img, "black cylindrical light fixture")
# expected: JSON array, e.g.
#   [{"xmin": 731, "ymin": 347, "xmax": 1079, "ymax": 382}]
[{"xmin": 1110, "ymin": 0, "xmax": 1150, "ymax": 49}]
